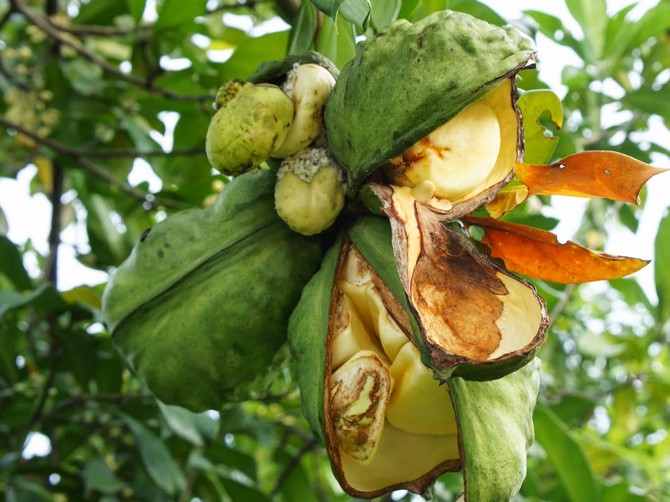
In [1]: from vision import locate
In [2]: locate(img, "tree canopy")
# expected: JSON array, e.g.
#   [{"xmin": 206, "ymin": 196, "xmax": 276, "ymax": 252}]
[{"xmin": 1, "ymin": 0, "xmax": 669, "ymax": 501}]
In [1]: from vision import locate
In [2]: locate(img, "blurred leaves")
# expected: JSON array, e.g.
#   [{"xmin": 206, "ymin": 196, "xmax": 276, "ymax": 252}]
[{"xmin": 0, "ymin": 0, "xmax": 669, "ymax": 501}]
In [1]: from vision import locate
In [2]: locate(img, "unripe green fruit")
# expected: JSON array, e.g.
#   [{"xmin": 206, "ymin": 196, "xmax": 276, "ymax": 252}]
[{"xmin": 205, "ymin": 84, "xmax": 294, "ymax": 176}]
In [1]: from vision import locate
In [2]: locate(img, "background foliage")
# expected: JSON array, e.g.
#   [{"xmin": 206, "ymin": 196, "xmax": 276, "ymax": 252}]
[{"xmin": 1, "ymin": 0, "xmax": 669, "ymax": 500}]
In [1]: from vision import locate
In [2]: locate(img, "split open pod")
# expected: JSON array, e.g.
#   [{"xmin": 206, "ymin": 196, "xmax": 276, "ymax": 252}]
[{"xmin": 289, "ymin": 217, "xmax": 547, "ymax": 499}]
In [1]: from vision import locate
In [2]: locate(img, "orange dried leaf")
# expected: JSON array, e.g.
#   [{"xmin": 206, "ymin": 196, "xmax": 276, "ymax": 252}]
[
  {"xmin": 516, "ymin": 151, "xmax": 666, "ymax": 204},
  {"xmin": 466, "ymin": 216, "xmax": 649, "ymax": 284}
]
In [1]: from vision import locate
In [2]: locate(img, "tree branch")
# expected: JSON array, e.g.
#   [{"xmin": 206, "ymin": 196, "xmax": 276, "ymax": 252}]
[
  {"xmin": 271, "ymin": 436, "xmax": 319, "ymax": 497},
  {"xmin": 10, "ymin": 0, "xmax": 215, "ymax": 103},
  {"xmin": 1, "ymin": 116, "xmax": 192, "ymax": 210}
]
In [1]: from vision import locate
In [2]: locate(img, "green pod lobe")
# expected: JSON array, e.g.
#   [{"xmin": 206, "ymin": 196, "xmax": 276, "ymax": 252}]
[
  {"xmin": 289, "ymin": 218, "xmax": 542, "ymax": 499},
  {"xmin": 103, "ymin": 169, "xmax": 323, "ymax": 411},
  {"xmin": 325, "ymin": 10, "xmax": 535, "ymax": 195}
]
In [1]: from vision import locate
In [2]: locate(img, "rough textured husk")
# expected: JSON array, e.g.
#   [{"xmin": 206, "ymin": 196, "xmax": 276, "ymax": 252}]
[
  {"xmin": 103, "ymin": 169, "xmax": 323, "ymax": 411},
  {"xmin": 324, "ymin": 10, "xmax": 535, "ymax": 195}
]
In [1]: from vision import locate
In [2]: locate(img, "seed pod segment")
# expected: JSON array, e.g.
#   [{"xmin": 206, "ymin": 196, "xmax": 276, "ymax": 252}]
[
  {"xmin": 103, "ymin": 169, "xmax": 323, "ymax": 411},
  {"xmin": 351, "ymin": 209, "xmax": 549, "ymax": 381},
  {"xmin": 325, "ymin": 10, "xmax": 534, "ymax": 202},
  {"xmin": 289, "ymin": 218, "xmax": 542, "ymax": 499}
]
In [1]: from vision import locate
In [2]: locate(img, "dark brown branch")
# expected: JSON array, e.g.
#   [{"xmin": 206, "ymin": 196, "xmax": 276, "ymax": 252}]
[
  {"xmin": 49, "ymin": 19, "xmax": 153, "ymax": 37},
  {"xmin": 44, "ymin": 160, "xmax": 64, "ymax": 284},
  {"xmin": 1, "ymin": 116, "xmax": 206, "ymax": 158},
  {"xmin": 270, "ymin": 436, "xmax": 320, "ymax": 497},
  {"xmin": 1, "ymin": 116, "xmax": 191, "ymax": 210},
  {"xmin": 11, "ymin": 0, "xmax": 215, "ymax": 103},
  {"xmin": 274, "ymin": 0, "xmax": 301, "ymax": 21}
]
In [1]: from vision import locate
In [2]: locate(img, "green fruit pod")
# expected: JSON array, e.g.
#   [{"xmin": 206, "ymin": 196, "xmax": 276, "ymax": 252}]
[
  {"xmin": 325, "ymin": 10, "xmax": 535, "ymax": 213},
  {"xmin": 103, "ymin": 169, "xmax": 323, "ymax": 411},
  {"xmin": 289, "ymin": 217, "xmax": 542, "ymax": 499}
]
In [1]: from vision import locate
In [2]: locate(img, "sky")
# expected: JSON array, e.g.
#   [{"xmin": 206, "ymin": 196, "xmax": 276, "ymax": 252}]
[{"xmin": 0, "ymin": 0, "xmax": 668, "ymax": 298}]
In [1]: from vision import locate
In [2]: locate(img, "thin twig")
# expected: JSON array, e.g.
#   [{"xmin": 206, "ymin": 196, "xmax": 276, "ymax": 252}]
[
  {"xmin": 270, "ymin": 437, "xmax": 319, "ymax": 497},
  {"xmin": 50, "ymin": 19, "xmax": 153, "ymax": 38},
  {"xmin": 549, "ymin": 283, "xmax": 576, "ymax": 322},
  {"xmin": 1, "ymin": 116, "xmax": 192, "ymax": 209},
  {"xmin": 1, "ymin": 116, "xmax": 206, "ymax": 158},
  {"xmin": 11, "ymin": 0, "xmax": 215, "ymax": 103}
]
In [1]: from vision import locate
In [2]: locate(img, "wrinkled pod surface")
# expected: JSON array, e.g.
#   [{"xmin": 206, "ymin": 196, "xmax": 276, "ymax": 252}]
[{"xmin": 103, "ymin": 169, "xmax": 323, "ymax": 411}]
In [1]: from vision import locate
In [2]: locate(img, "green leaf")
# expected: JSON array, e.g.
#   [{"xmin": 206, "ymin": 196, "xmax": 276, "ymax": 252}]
[
  {"xmin": 524, "ymin": 10, "xmax": 584, "ymax": 58},
  {"xmin": 655, "ymin": 209, "xmax": 670, "ymax": 323},
  {"xmin": 448, "ymin": 0, "xmax": 505, "ymax": 26},
  {"xmin": 0, "ymin": 206, "xmax": 7, "ymax": 235},
  {"xmin": 288, "ymin": 3, "xmax": 319, "ymax": 55},
  {"xmin": 533, "ymin": 403, "xmax": 600, "ymax": 502},
  {"xmin": 220, "ymin": 476, "xmax": 270, "ymax": 502},
  {"xmin": 219, "ymin": 31, "xmax": 291, "ymax": 81},
  {"xmin": 310, "ymin": 0, "xmax": 371, "ymax": 30},
  {"xmin": 124, "ymin": 0, "xmax": 146, "ymax": 22},
  {"xmin": 315, "ymin": 15, "xmax": 357, "ymax": 69},
  {"xmin": 518, "ymin": 89, "xmax": 564, "ymax": 164},
  {"xmin": 121, "ymin": 414, "xmax": 187, "ymax": 495},
  {"xmin": 370, "ymin": 0, "xmax": 401, "ymax": 31},
  {"xmin": 83, "ymin": 457, "xmax": 127, "ymax": 494},
  {"xmin": 577, "ymin": 332, "xmax": 625, "ymax": 358},
  {"xmin": 158, "ymin": 401, "xmax": 219, "ymax": 446},
  {"xmin": 0, "ymin": 236, "xmax": 32, "ymax": 291},
  {"xmin": 625, "ymin": 86, "xmax": 670, "ymax": 125},
  {"xmin": 156, "ymin": 0, "xmax": 207, "ymax": 30},
  {"xmin": 610, "ymin": 277, "xmax": 655, "ymax": 316},
  {"xmin": 565, "ymin": 0, "xmax": 607, "ymax": 61}
]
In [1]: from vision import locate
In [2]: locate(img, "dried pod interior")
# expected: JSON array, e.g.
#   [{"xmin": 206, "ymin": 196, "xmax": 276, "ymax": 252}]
[
  {"xmin": 367, "ymin": 189, "xmax": 549, "ymax": 379},
  {"xmin": 325, "ymin": 245, "xmax": 460, "ymax": 497}
]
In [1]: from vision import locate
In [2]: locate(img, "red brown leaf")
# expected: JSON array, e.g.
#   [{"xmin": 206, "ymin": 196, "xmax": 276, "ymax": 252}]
[
  {"xmin": 466, "ymin": 216, "xmax": 650, "ymax": 283},
  {"xmin": 515, "ymin": 151, "xmax": 666, "ymax": 204}
]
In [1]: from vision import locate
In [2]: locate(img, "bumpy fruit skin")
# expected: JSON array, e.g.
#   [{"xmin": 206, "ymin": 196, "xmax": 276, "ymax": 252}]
[
  {"xmin": 274, "ymin": 148, "xmax": 346, "ymax": 235},
  {"xmin": 205, "ymin": 84, "xmax": 294, "ymax": 176},
  {"xmin": 103, "ymin": 169, "xmax": 323, "ymax": 411},
  {"xmin": 324, "ymin": 10, "xmax": 535, "ymax": 195}
]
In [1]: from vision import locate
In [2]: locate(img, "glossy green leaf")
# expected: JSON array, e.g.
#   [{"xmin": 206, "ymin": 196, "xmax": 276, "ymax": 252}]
[
  {"xmin": 156, "ymin": 0, "xmax": 206, "ymax": 30},
  {"xmin": 315, "ymin": 15, "xmax": 357, "ymax": 69},
  {"xmin": 121, "ymin": 414, "xmax": 187, "ymax": 495},
  {"xmin": 221, "ymin": 476, "xmax": 271, "ymax": 502},
  {"xmin": 219, "ymin": 31, "xmax": 291, "ymax": 81},
  {"xmin": 310, "ymin": 0, "xmax": 371, "ymax": 30},
  {"xmin": 448, "ymin": 0, "xmax": 505, "ymax": 26},
  {"xmin": 158, "ymin": 401, "xmax": 219, "ymax": 446},
  {"xmin": 519, "ymin": 89, "xmax": 564, "ymax": 164},
  {"xmin": 288, "ymin": 3, "xmax": 319, "ymax": 55},
  {"xmin": 565, "ymin": 0, "xmax": 607, "ymax": 61},
  {"xmin": 371, "ymin": 0, "xmax": 401, "ymax": 30},
  {"xmin": 533, "ymin": 403, "xmax": 600, "ymax": 502},
  {"xmin": 524, "ymin": 10, "xmax": 583, "ymax": 56},
  {"xmin": 83, "ymin": 457, "xmax": 127, "ymax": 494},
  {"xmin": 124, "ymin": 0, "xmax": 146, "ymax": 22},
  {"xmin": 625, "ymin": 86, "xmax": 670, "ymax": 125},
  {"xmin": 0, "ymin": 236, "xmax": 32, "ymax": 291},
  {"xmin": 655, "ymin": 209, "xmax": 670, "ymax": 323}
]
